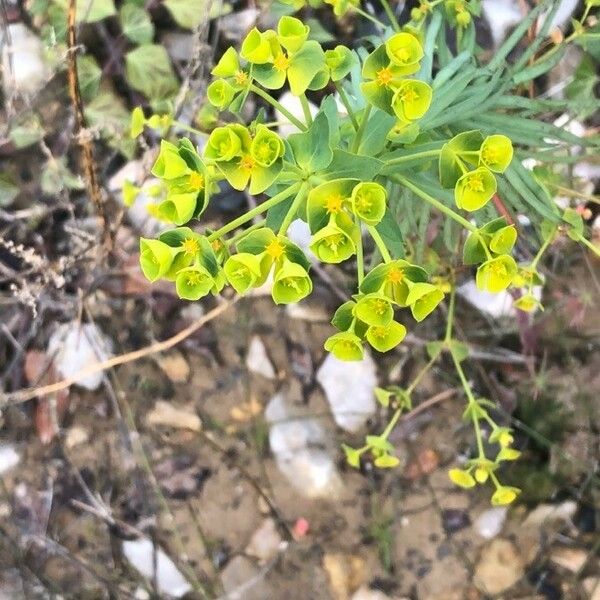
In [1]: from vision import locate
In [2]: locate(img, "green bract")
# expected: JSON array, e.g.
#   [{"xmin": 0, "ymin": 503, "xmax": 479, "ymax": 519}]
[
  {"xmin": 405, "ymin": 282, "xmax": 445, "ymax": 322},
  {"xmin": 480, "ymin": 135, "xmax": 513, "ymax": 173},
  {"xmin": 366, "ymin": 321, "xmax": 407, "ymax": 352},
  {"xmin": 476, "ymin": 255, "xmax": 518, "ymax": 293},
  {"xmin": 139, "ymin": 238, "xmax": 177, "ymax": 282},
  {"xmin": 175, "ymin": 265, "xmax": 215, "ymax": 300},
  {"xmin": 309, "ymin": 216, "xmax": 357, "ymax": 264},
  {"xmin": 391, "ymin": 79, "xmax": 432, "ymax": 122},
  {"xmin": 385, "ymin": 32, "xmax": 423, "ymax": 68},
  {"xmin": 241, "ymin": 28, "xmax": 276, "ymax": 64},
  {"xmin": 325, "ymin": 46, "xmax": 356, "ymax": 81},
  {"xmin": 277, "ymin": 16, "xmax": 309, "ymax": 53},
  {"xmin": 207, "ymin": 79, "xmax": 236, "ymax": 109},
  {"xmin": 351, "ymin": 182, "xmax": 387, "ymax": 225},
  {"xmin": 272, "ymin": 259, "xmax": 312, "ymax": 304},
  {"xmin": 223, "ymin": 253, "xmax": 263, "ymax": 294},
  {"xmin": 448, "ymin": 468, "xmax": 476, "ymax": 489},
  {"xmin": 324, "ymin": 331, "xmax": 364, "ymax": 361},
  {"xmin": 354, "ymin": 293, "xmax": 394, "ymax": 327},
  {"xmin": 454, "ymin": 167, "xmax": 497, "ymax": 211}
]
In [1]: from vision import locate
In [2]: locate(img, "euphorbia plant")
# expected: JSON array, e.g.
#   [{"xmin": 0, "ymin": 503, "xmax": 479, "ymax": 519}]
[{"xmin": 130, "ymin": 6, "xmax": 599, "ymax": 506}]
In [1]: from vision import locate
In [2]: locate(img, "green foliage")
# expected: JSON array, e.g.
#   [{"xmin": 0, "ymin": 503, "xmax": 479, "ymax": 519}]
[{"xmin": 133, "ymin": 5, "xmax": 600, "ymax": 503}]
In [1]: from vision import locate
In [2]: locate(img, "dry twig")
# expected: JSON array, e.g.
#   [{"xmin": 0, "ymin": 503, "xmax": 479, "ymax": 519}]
[
  {"xmin": 66, "ymin": 0, "xmax": 111, "ymax": 251},
  {"xmin": 0, "ymin": 299, "xmax": 236, "ymax": 408}
]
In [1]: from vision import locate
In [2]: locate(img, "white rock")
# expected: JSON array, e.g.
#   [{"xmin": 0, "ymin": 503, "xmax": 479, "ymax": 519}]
[
  {"xmin": 316, "ymin": 353, "xmax": 377, "ymax": 432},
  {"xmin": 475, "ymin": 507, "xmax": 507, "ymax": 539},
  {"xmin": 459, "ymin": 280, "xmax": 542, "ymax": 319},
  {"xmin": 522, "ymin": 501, "xmax": 577, "ymax": 528},
  {"xmin": 474, "ymin": 539, "xmax": 524, "ymax": 595},
  {"xmin": 285, "ymin": 302, "xmax": 330, "ymax": 322},
  {"xmin": 482, "ymin": 0, "xmax": 522, "ymax": 48},
  {"xmin": 287, "ymin": 219, "xmax": 316, "ymax": 262},
  {"xmin": 246, "ymin": 336, "xmax": 276, "ymax": 380},
  {"xmin": 1, "ymin": 24, "xmax": 50, "ymax": 97},
  {"xmin": 276, "ymin": 92, "xmax": 318, "ymax": 139},
  {"xmin": 48, "ymin": 322, "xmax": 113, "ymax": 391},
  {"xmin": 122, "ymin": 538, "xmax": 191, "ymax": 598},
  {"xmin": 0, "ymin": 444, "xmax": 20, "ymax": 475},
  {"xmin": 245, "ymin": 518, "xmax": 284, "ymax": 562},
  {"xmin": 219, "ymin": 8, "xmax": 260, "ymax": 41},
  {"xmin": 459, "ymin": 280, "xmax": 515, "ymax": 318},
  {"xmin": 266, "ymin": 393, "xmax": 343, "ymax": 499}
]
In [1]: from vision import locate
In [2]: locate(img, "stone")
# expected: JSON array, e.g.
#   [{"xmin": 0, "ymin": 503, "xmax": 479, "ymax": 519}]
[
  {"xmin": 246, "ymin": 336, "xmax": 276, "ymax": 380},
  {"xmin": 550, "ymin": 547, "xmax": 589, "ymax": 573},
  {"xmin": 265, "ymin": 393, "xmax": 343, "ymax": 499},
  {"xmin": 583, "ymin": 577, "xmax": 600, "ymax": 600},
  {"xmin": 220, "ymin": 555, "xmax": 270, "ymax": 600},
  {"xmin": 0, "ymin": 444, "xmax": 20, "ymax": 475},
  {"xmin": 474, "ymin": 507, "xmax": 507, "ymax": 539},
  {"xmin": 146, "ymin": 400, "xmax": 202, "ymax": 432},
  {"xmin": 245, "ymin": 518, "xmax": 284, "ymax": 563},
  {"xmin": 122, "ymin": 538, "xmax": 191, "ymax": 598},
  {"xmin": 157, "ymin": 351, "xmax": 190, "ymax": 383},
  {"xmin": 317, "ymin": 352, "xmax": 377, "ymax": 433},
  {"xmin": 48, "ymin": 322, "xmax": 113, "ymax": 391},
  {"xmin": 2, "ymin": 24, "xmax": 50, "ymax": 97},
  {"xmin": 522, "ymin": 501, "xmax": 577, "ymax": 529},
  {"xmin": 474, "ymin": 539, "xmax": 524, "ymax": 595},
  {"xmin": 323, "ymin": 553, "xmax": 366, "ymax": 600},
  {"xmin": 276, "ymin": 91, "xmax": 318, "ymax": 139}
]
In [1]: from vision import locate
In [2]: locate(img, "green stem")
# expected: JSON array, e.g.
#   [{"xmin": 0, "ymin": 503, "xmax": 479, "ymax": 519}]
[
  {"xmin": 207, "ymin": 183, "xmax": 301, "ymax": 242},
  {"xmin": 352, "ymin": 6, "xmax": 387, "ymax": 29},
  {"xmin": 530, "ymin": 227, "xmax": 555, "ymax": 270},
  {"xmin": 226, "ymin": 220, "xmax": 266, "ymax": 246},
  {"xmin": 334, "ymin": 82, "xmax": 359, "ymax": 131},
  {"xmin": 379, "ymin": 0, "xmax": 400, "ymax": 31},
  {"xmin": 577, "ymin": 233, "xmax": 600, "ymax": 258},
  {"xmin": 450, "ymin": 351, "xmax": 485, "ymax": 458},
  {"xmin": 356, "ymin": 220, "xmax": 365, "ymax": 285},
  {"xmin": 352, "ymin": 105, "xmax": 372, "ymax": 154},
  {"xmin": 384, "ymin": 149, "xmax": 441, "ymax": 167},
  {"xmin": 444, "ymin": 280, "xmax": 456, "ymax": 343},
  {"xmin": 406, "ymin": 353, "xmax": 438, "ymax": 396},
  {"xmin": 367, "ymin": 225, "xmax": 392, "ymax": 263},
  {"xmin": 393, "ymin": 175, "xmax": 477, "ymax": 234},
  {"xmin": 299, "ymin": 94, "xmax": 313, "ymax": 126},
  {"xmin": 250, "ymin": 84, "xmax": 307, "ymax": 131},
  {"xmin": 278, "ymin": 183, "xmax": 309, "ymax": 235},
  {"xmin": 381, "ymin": 407, "xmax": 403, "ymax": 439}
]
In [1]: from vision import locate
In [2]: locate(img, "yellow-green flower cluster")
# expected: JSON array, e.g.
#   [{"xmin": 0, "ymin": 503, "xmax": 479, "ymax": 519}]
[
  {"xmin": 448, "ymin": 402, "xmax": 521, "ymax": 505},
  {"xmin": 361, "ymin": 32, "xmax": 432, "ymax": 131},
  {"xmin": 440, "ymin": 131, "xmax": 513, "ymax": 212},
  {"xmin": 147, "ymin": 139, "xmax": 214, "ymax": 225},
  {"xmin": 444, "ymin": 0, "xmax": 480, "ymax": 28},
  {"xmin": 205, "ymin": 123, "xmax": 285, "ymax": 195},
  {"xmin": 307, "ymin": 179, "xmax": 387, "ymax": 264},
  {"xmin": 139, "ymin": 228, "xmax": 225, "ymax": 300},
  {"xmin": 325, "ymin": 259, "xmax": 445, "ymax": 360},
  {"xmin": 224, "ymin": 228, "xmax": 312, "ymax": 305}
]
